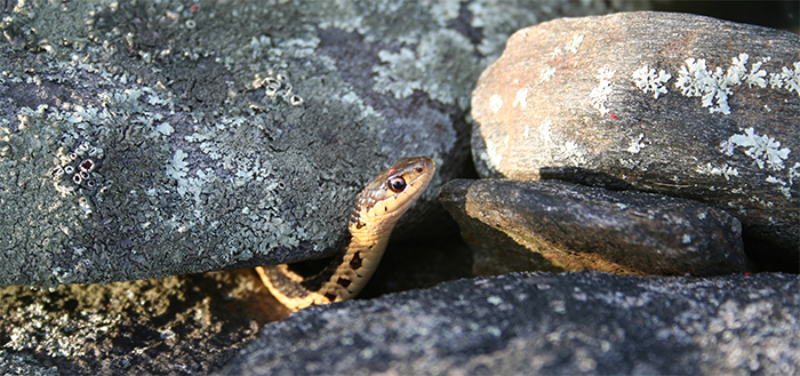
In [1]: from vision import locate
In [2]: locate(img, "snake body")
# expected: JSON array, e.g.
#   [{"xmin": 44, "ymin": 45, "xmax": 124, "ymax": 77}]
[{"xmin": 256, "ymin": 157, "xmax": 435, "ymax": 312}]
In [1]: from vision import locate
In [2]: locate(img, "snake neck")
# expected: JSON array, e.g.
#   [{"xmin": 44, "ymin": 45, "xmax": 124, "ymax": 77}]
[
  {"xmin": 256, "ymin": 217, "xmax": 397, "ymax": 312},
  {"xmin": 305, "ymin": 219, "xmax": 395, "ymax": 296},
  {"xmin": 255, "ymin": 156, "xmax": 435, "ymax": 312}
]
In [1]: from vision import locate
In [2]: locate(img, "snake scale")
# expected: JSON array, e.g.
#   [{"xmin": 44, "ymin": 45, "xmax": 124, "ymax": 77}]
[{"xmin": 256, "ymin": 157, "xmax": 435, "ymax": 312}]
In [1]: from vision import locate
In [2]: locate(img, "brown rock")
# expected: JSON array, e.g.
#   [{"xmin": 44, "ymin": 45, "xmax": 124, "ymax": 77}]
[
  {"xmin": 439, "ymin": 179, "xmax": 748, "ymax": 276},
  {"xmin": 470, "ymin": 11, "xmax": 800, "ymax": 265}
]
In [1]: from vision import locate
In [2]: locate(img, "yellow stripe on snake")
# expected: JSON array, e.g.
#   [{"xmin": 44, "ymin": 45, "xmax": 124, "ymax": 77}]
[{"xmin": 256, "ymin": 157, "xmax": 435, "ymax": 312}]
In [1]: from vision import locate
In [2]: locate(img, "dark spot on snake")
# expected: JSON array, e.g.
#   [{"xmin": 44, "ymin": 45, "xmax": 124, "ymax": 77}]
[
  {"xmin": 300, "ymin": 231, "xmax": 351, "ymax": 291},
  {"xmin": 337, "ymin": 278, "xmax": 351, "ymax": 288},
  {"xmin": 324, "ymin": 292, "xmax": 336, "ymax": 302},
  {"xmin": 384, "ymin": 206, "xmax": 388, "ymax": 212},
  {"xmin": 350, "ymin": 251, "xmax": 363, "ymax": 270},
  {"xmin": 415, "ymin": 167, "xmax": 423, "ymax": 173},
  {"xmin": 356, "ymin": 221, "xmax": 365, "ymax": 229}
]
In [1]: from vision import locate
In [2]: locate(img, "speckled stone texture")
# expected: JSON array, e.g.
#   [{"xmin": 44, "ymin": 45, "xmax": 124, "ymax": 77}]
[
  {"xmin": 0, "ymin": 270, "xmax": 289, "ymax": 375},
  {"xmin": 439, "ymin": 179, "xmax": 748, "ymax": 276},
  {"xmin": 221, "ymin": 271, "xmax": 800, "ymax": 375},
  {"xmin": 0, "ymin": 0, "xmax": 633, "ymax": 287},
  {"xmin": 0, "ymin": 234, "xmax": 473, "ymax": 375},
  {"xmin": 470, "ymin": 11, "xmax": 800, "ymax": 266}
]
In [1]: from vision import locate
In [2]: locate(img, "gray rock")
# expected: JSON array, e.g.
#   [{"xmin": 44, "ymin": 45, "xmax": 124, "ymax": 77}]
[
  {"xmin": 439, "ymin": 179, "xmax": 747, "ymax": 276},
  {"xmin": 221, "ymin": 271, "xmax": 800, "ymax": 375},
  {"xmin": 470, "ymin": 11, "xmax": 800, "ymax": 264},
  {"xmin": 0, "ymin": 233, "xmax": 474, "ymax": 375},
  {"xmin": 0, "ymin": 1, "xmax": 624, "ymax": 287},
  {"xmin": 0, "ymin": 270, "xmax": 285, "ymax": 375}
]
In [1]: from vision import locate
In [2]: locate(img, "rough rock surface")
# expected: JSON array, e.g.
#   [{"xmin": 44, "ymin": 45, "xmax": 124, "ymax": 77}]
[
  {"xmin": 0, "ymin": 0, "xmax": 629, "ymax": 287},
  {"xmin": 439, "ymin": 179, "xmax": 748, "ymax": 276},
  {"xmin": 221, "ymin": 271, "xmax": 800, "ymax": 376},
  {"xmin": 470, "ymin": 11, "xmax": 800, "ymax": 264},
  {"xmin": 0, "ymin": 270, "xmax": 287, "ymax": 375},
  {"xmin": 0, "ymin": 234, "xmax": 473, "ymax": 375}
]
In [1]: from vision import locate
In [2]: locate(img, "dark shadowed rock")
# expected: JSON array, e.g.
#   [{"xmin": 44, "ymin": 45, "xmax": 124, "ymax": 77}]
[
  {"xmin": 221, "ymin": 271, "xmax": 800, "ymax": 376},
  {"xmin": 0, "ymin": 270, "xmax": 287, "ymax": 375},
  {"xmin": 0, "ymin": 1, "xmax": 629, "ymax": 287},
  {"xmin": 470, "ymin": 11, "xmax": 800, "ymax": 265},
  {"xmin": 439, "ymin": 179, "xmax": 747, "ymax": 276},
  {"xmin": 0, "ymin": 233, "xmax": 474, "ymax": 375}
]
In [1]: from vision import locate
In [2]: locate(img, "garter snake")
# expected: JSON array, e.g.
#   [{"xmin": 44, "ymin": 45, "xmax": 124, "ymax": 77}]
[{"xmin": 256, "ymin": 157, "xmax": 435, "ymax": 312}]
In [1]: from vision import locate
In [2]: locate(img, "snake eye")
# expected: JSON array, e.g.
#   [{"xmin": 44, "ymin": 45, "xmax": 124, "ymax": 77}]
[{"xmin": 388, "ymin": 176, "xmax": 407, "ymax": 193}]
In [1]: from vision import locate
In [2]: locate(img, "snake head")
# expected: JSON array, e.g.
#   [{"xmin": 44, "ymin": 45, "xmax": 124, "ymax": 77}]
[{"xmin": 352, "ymin": 156, "xmax": 436, "ymax": 226}]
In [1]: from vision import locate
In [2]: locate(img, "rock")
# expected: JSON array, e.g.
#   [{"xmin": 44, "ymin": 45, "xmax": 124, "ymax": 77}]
[
  {"xmin": 0, "ymin": 270, "xmax": 285, "ymax": 375},
  {"xmin": 220, "ymin": 271, "xmax": 800, "ymax": 375},
  {"xmin": 0, "ymin": 1, "xmax": 626, "ymax": 287},
  {"xmin": 0, "ymin": 233, "xmax": 474, "ymax": 375},
  {"xmin": 439, "ymin": 179, "xmax": 747, "ymax": 276},
  {"xmin": 470, "ymin": 11, "xmax": 800, "ymax": 265}
]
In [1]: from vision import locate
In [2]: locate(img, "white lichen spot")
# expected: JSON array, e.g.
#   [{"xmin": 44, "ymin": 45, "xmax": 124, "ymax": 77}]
[
  {"xmin": 719, "ymin": 139, "xmax": 735, "ymax": 157},
  {"xmin": 764, "ymin": 104, "xmax": 771, "ymax": 112},
  {"xmin": 484, "ymin": 135, "xmax": 508, "ymax": 169},
  {"xmin": 619, "ymin": 159, "xmax": 641, "ymax": 170},
  {"xmin": 765, "ymin": 175, "xmax": 792, "ymax": 200},
  {"xmin": 676, "ymin": 54, "xmax": 800, "ymax": 113},
  {"xmin": 597, "ymin": 67, "xmax": 616, "ymax": 81},
  {"xmin": 674, "ymin": 58, "xmax": 732, "ymax": 114},
  {"xmin": 766, "ymin": 162, "xmax": 800, "ymax": 199},
  {"xmin": 489, "ymin": 94, "xmax": 503, "ymax": 113},
  {"xmin": 166, "ymin": 149, "xmax": 189, "ymax": 180},
  {"xmin": 540, "ymin": 66, "xmax": 556, "ymax": 82},
  {"xmin": 590, "ymin": 67, "xmax": 615, "ymax": 115},
  {"xmin": 682, "ymin": 234, "xmax": 691, "ymax": 244},
  {"xmin": 743, "ymin": 56, "xmax": 769, "ymax": 88},
  {"xmin": 780, "ymin": 62, "xmax": 800, "ymax": 96},
  {"xmin": 562, "ymin": 141, "xmax": 586, "ymax": 165},
  {"xmin": 512, "ymin": 88, "xmax": 528, "ymax": 109},
  {"xmin": 627, "ymin": 134, "xmax": 645, "ymax": 154},
  {"xmin": 156, "ymin": 122, "xmax": 174, "ymax": 136},
  {"xmin": 696, "ymin": 163, "xmax": 740, "ymax": 181},
  {"xmin": 632, "ymin": 65, "xmax": 671, "ymax": 99},
  {"xmin": 487, "ymin": 295, "xmax": 503, "ymax": 305},
  {"xmin": 769, "ymin": 72, "xmax": 784, "ymax": 89},
  {"xmin": 565, "ymin": 34, "xmax": 584, "ymax": 54},
  {"xmin": 539, "ymin": 120, "xmax": 553, "ymax": 145},
  {"xmin": 726, "ymin": 53, "xmax": 750, "ymax": 86},
  {"xmin": 728, "ymin": 127, "xmax": 791, "ymax": 171}
]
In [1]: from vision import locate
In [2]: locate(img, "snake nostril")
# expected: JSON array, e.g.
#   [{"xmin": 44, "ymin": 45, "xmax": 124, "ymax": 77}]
[{"xmin": 415, "ymin": 167, "xmax": 423, "ymax": 173}]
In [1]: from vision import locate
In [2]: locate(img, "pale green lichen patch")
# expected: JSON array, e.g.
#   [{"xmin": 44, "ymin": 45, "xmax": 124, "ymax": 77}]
[
  {"xmin": 0, "ymin": 0, "xmax": 376, "ymax": 285},
  {"xmin": 0, "ymin": 106, "xmax": 75, "ymax": 287},
  {"xmin": 372, "ymin": 29, "xmax": 481, "ymax": 107},
  {"xmin": 1, "ymin": 0, "xmax": 615, "ymax": 286},
  {"xmin": 313, "ymin": 0, "xmax": 455, "ymax": 44}
]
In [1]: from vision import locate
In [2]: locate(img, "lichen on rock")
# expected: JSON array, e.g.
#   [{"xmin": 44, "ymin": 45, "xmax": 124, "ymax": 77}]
[{"xmin": 0, "ymin": 0, "xmax": 629, "ymax": 287}]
